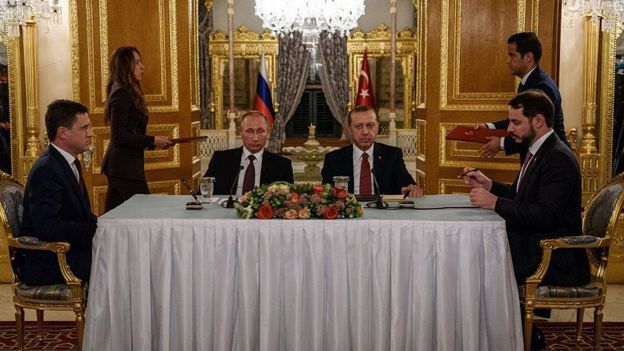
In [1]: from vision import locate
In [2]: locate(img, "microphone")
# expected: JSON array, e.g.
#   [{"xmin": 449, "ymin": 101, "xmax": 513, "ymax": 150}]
[
  {"xmin": 369, "ymin": 168, "xmax": 388, "ymax": 209},
  {"xmin": 224, "ymin": 165, "xmax": 245, "ymax": 208},
  {"xmin": 181, "ymin": 178, "xmax": 202, "ymax": 210}
]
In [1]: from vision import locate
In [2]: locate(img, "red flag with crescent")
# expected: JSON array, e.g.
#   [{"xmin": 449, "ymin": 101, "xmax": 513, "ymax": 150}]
[{"xmin": 355, "ymin": 50, "xmax": 376, "ymax": 109}]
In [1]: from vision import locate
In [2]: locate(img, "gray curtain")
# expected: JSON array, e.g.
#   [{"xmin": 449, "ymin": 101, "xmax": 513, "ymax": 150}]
[
  {"xmin": 318, "ymin": 31, "xmax": 350, "ymax": 140},
  {"xmin": 268, "ymin": 33, "xmax": 310, "ymax": 153},
  {"xmin": 199, "ymin": 1, "xmax": 213, "ymax": 128}
]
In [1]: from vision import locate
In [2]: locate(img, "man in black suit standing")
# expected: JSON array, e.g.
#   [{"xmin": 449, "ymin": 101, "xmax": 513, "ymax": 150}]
[
  {"xmin": 204, "ymin": 110, "xmax": 293, "ymax": 195},
  {"xmin": 464, "ymin": 90, "xmax": 589, "ymax": 350},
  {"xmin": 479, "ymin": 32, "xmax": 569, "ymax": 161},
  {"xmin": 321, "ymin": 105, "xmax": 423, "ymax": 196},
  {"xmin": 20, "ymin": 100, "xmax": 97, "ymax": 285}
]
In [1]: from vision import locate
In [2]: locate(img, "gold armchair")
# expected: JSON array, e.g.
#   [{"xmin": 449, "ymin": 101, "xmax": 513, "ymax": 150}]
[
  {"xmin": 522, "ymin": 173, "xmax": 624, "ymax": 351},
  {"xmin": 0, "ymin": 171, "xmax": 87, "ymax": 351}
]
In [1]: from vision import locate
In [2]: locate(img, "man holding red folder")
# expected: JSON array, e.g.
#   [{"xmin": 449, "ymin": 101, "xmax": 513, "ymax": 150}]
[{"xmin": 478, "ymin": 32, "xmax": 569, "ymax": 163}]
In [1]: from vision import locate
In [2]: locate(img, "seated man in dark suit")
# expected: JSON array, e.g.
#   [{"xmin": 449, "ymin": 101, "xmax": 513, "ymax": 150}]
[
  {"xmin": 321, "ymin": 105, "xmax": 423, "ymax": 197},
  {"xmin": 20, "ymin": 100, "xmax": 98, "ymax": 285},
  {"xmin": 464, "ymin": 90, "xmax": 589, "ymax": 351},
  {"xmin": 479, "ymin": 32, "xmax": 569, "ymax": 162},
  {"xmin": 204, "ymin": 110, "xmax": 294, "ymax": 195}
]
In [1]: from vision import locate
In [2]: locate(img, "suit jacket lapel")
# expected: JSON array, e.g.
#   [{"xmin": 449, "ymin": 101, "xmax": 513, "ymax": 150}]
[
  {"xmin": 372, "ymin": 143, "xmax": 387, "ymax": 193},
  {"xmin": 48, "ymin": 146, "xmax": 91, "ymax": 215},
  {"xmin": 260, "ymin": 150, "xmax": 272, "ymax": 184},
  {"xmin": 338, "ymin": 146, "xmax": 355, "ymax": 193},
  {"xmin": 516, "ymin": 133, "xmax": 556, "ymax": 198}
]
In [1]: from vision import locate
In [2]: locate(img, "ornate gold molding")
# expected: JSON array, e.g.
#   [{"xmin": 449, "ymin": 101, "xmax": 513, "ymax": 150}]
[
  {"xmin": 204, "ymin": 0, "xmax": 213, "ymax": 12},
  {"xmin": 347, "ymin": 24, "xmax": 418, "ymax": 128},
  {"xmin": 81, "ymin": 0, "xmax": 180, "ymax": 114},
  {"xmin": 579, "ymin": 16, "xmax": 602, "ymax": 204},
  {"xmin": 208, "ymin": 27, "xmax": 279, "ymax": 129},
  {"xmin": 439, "ymin": 0, "xmax": 536, "ymax": 111},
  {"xmin": 21, "ymin": 20, "xmax": 42, "ymax": 160},
  {"xmin": 70, "ymin": 0, "xmax": 80, "ymax": 102}
]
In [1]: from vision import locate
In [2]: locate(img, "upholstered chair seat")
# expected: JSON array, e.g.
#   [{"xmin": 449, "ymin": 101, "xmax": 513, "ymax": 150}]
[{"xmin": 521, "ymin": 173, "xmax": 624, "ymax": 351}]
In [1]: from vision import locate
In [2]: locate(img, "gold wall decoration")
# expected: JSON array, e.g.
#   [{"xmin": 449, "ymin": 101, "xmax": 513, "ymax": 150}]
[
  {"xmin": 1, "ymin": 34, "xmax": 29, "ymax": 183},
  {"xmin": 439, "ymin": 178, "xmax": 472, "ymax": 194},
  {"xmin": 439, "ymin": 0, "xmax": 536, "ymax": 111},
  {"xmin": 347, "ymin": 24, "xmax": 418, "ymax": 128},
  {"xmin": 208, "ymin": 26, "xmax": 278, "ymax": 129}
]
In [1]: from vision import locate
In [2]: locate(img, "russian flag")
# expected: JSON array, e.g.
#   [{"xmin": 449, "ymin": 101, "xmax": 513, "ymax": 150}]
[{"xmin": 254, "ymin": 52, "xmax": 275, "ymax": 125}]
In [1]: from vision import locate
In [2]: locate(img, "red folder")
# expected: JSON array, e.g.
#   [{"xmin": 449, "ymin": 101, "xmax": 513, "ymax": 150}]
[{"xmin": 445, "ymin": 126, "xmax": 508, "ymax": 144}]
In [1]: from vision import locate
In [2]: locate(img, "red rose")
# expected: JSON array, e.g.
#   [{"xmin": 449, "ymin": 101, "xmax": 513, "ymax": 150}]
[
  {"xmin": 335, "ymin": 188, "xmax": 347, "ymax": 200},
  {"xmin": 323, "ymin": 206, "xmax": 338, "ymax": 219},
  {"xmin": 312, "ymin": 184, "xmax": 324, "ymax": 194},
  {"xmin": 257, "ymin": 204, "xmax": 274, "ymax": 219}
]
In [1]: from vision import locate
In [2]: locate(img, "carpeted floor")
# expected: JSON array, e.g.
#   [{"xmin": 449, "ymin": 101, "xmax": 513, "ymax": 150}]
[
  {"xmin": 0, "ymin": 321, "xmax": 622, "ymax": 350},
  {"xmin": 538, "ymin": 322, "xmax": 624, "ymax": 350},
  {"xmin": 0, "ymin": 321, "xmax": 78, "ymax": 351}
]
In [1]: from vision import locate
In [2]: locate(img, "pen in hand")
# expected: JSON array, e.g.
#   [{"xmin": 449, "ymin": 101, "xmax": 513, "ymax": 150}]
[{"xmin": 457, "ymin": 168, "xmax": 480, "ymax": 178}]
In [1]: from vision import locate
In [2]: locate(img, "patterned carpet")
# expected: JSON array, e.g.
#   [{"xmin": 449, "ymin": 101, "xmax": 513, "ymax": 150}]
[
  {"xmin": 538, "ymin": 322, "xmax": 624, "ymax": 350},
  {"xmin": 0, "ymin": 321, "xmax": 621, "ymax": 350}
]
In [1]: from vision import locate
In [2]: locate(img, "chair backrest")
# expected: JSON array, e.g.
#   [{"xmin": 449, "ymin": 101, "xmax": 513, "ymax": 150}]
[
  {"xmin": 582, "ymin": 172, "xmax": 624, "ymax": 239},
  {"xmin": 0, "ymin": 171, "xmax": 24, "ymax": 239}
]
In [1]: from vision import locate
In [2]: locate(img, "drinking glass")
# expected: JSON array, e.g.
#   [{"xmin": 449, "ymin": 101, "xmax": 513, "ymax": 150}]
[
  {"xmin": 200, "ymin": 177, "xmax": 215, "ymax": 202},
  {"xmin": 333, "ymin": 176, "xmax": 350, "ymax": 190}
]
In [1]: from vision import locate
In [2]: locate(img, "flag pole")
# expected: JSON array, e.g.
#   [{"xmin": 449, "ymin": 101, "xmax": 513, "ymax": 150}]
[
  {"xmin": 226, "ymin": 0, "xmax": 237, "ymax": 147},
  {"xmin": 388, "ymin": 0, "xmax": 397, "ymax": 143}
]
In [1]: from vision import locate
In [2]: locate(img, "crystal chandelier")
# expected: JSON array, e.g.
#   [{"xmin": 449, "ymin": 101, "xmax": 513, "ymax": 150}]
[
  {"xmin": 0, "ymin": 0, "xmax": 62, "ymax": 37},
  {"xmin": 563, "ymin": 0, "xmax": 624, "ymax": 33},
  {"xmin": 254, "ymin": 0, "xmax": 365, "ymax": 46}
]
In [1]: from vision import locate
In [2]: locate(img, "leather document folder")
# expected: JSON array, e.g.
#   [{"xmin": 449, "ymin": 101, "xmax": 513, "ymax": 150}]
[
  {"xmin": 445, "ymin": 126, "xmax": 508, "ymax": 144},
  {"xmin": 170, "ymin": 136, "xmax": 208, "ymax": 144}
]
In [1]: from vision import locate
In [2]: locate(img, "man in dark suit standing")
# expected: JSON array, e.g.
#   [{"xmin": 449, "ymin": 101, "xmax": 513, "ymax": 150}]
[
  {"xmin": 479, "ymin": 32, "xmax": 568, "ymax": 161},
  {"xmin": 204, "ymin": 110, "xmax": 293, "ymax": 195},
  {"xmin": 20, "ymin": 100, "xmax": 97, "ymax": 285},
  {"xmin": 321, "ymin": 105, "xmax": 423, "ymax": 196},
  {"xmin": 465, "ymin": 90, "xmax": 587, "ymax": 351}
]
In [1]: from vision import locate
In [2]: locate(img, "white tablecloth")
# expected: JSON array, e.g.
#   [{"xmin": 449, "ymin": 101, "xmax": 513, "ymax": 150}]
[{"xmin": 83, "ymin": 195, "xmax": 522, "ymax": 351}]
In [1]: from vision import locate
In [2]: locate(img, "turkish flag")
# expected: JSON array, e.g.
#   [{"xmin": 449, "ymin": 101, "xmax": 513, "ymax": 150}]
[{"xmin": 355, "ymin": 50, "xmax": 376, "ymax": 110}]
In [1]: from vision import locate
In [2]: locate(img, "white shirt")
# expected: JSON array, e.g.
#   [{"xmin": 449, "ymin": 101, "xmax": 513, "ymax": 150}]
[
  {"xmin": 236, "ymin": 147, "xmax": 264, "ymax": 195},
  {"xmin": 488, "ymin": 66, "xmax": 538, "ymax": 150},
  {"xmin": 352, "ymin": 144, "xmax": 374, "ymax": 195},
  {"xmin": 51, "ymin": 143, "xmax": 81, "ymax": 184},
  {"xmin": 516, "ymin": 129, "xmax": 554, "ymax": 191}
]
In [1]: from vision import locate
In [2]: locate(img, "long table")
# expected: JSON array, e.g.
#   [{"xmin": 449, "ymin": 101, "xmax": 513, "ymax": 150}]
[{"xmin": 83, "ymin": 194, "xmax": 522, "ymax": 351}]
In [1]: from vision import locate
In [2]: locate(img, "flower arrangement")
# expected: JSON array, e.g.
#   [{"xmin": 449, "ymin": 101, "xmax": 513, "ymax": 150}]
[{"xmin": 235, "ymin": 182, "xmax": 364, "ymax": 220}]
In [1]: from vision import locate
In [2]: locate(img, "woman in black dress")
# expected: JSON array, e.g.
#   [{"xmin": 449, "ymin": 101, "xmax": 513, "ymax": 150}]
[{"xmin": 102, "ymin": 46, "xmax": 172, "ymax": 211}]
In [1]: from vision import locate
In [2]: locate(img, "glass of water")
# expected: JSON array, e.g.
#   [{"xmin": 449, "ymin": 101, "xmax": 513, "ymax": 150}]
[
  {"xmin": 333, "ymin": 176, "xmax": 350, "ymax": 190},
  {"xmin": 200, "ymin": 177, "xmax": 215, "ymax": 202}
]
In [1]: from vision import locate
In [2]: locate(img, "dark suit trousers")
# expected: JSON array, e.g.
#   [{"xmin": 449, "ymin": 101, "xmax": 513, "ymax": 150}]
[{"xmin": 105, "ymin": 175, "xmax": 149, "ymax": 212}]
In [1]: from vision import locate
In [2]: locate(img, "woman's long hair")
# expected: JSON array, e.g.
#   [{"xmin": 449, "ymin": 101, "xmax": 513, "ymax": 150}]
[{"xmin": 104, "ymin": 46, "xmax": 148, "ymax": 123}]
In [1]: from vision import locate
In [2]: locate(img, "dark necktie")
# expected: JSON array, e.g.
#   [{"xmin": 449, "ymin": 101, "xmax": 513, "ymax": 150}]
[
  {"xmin": 242, "ymin": 155, "xmax": 256, "ymax": 194},
  {"xmin": 517, "ymin": 82, "xmax": 525, "ymax": 93},
  {"xmin": 360, "ymin": 153, "xmax": 372, "ymax": 195},
  {"xmin": 74, "ymin": 158, "xmax": 85, "ymax": 194},
  {"xmin": 516, "ymin": 151, "xmax": 533, "ymax": 191}
]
